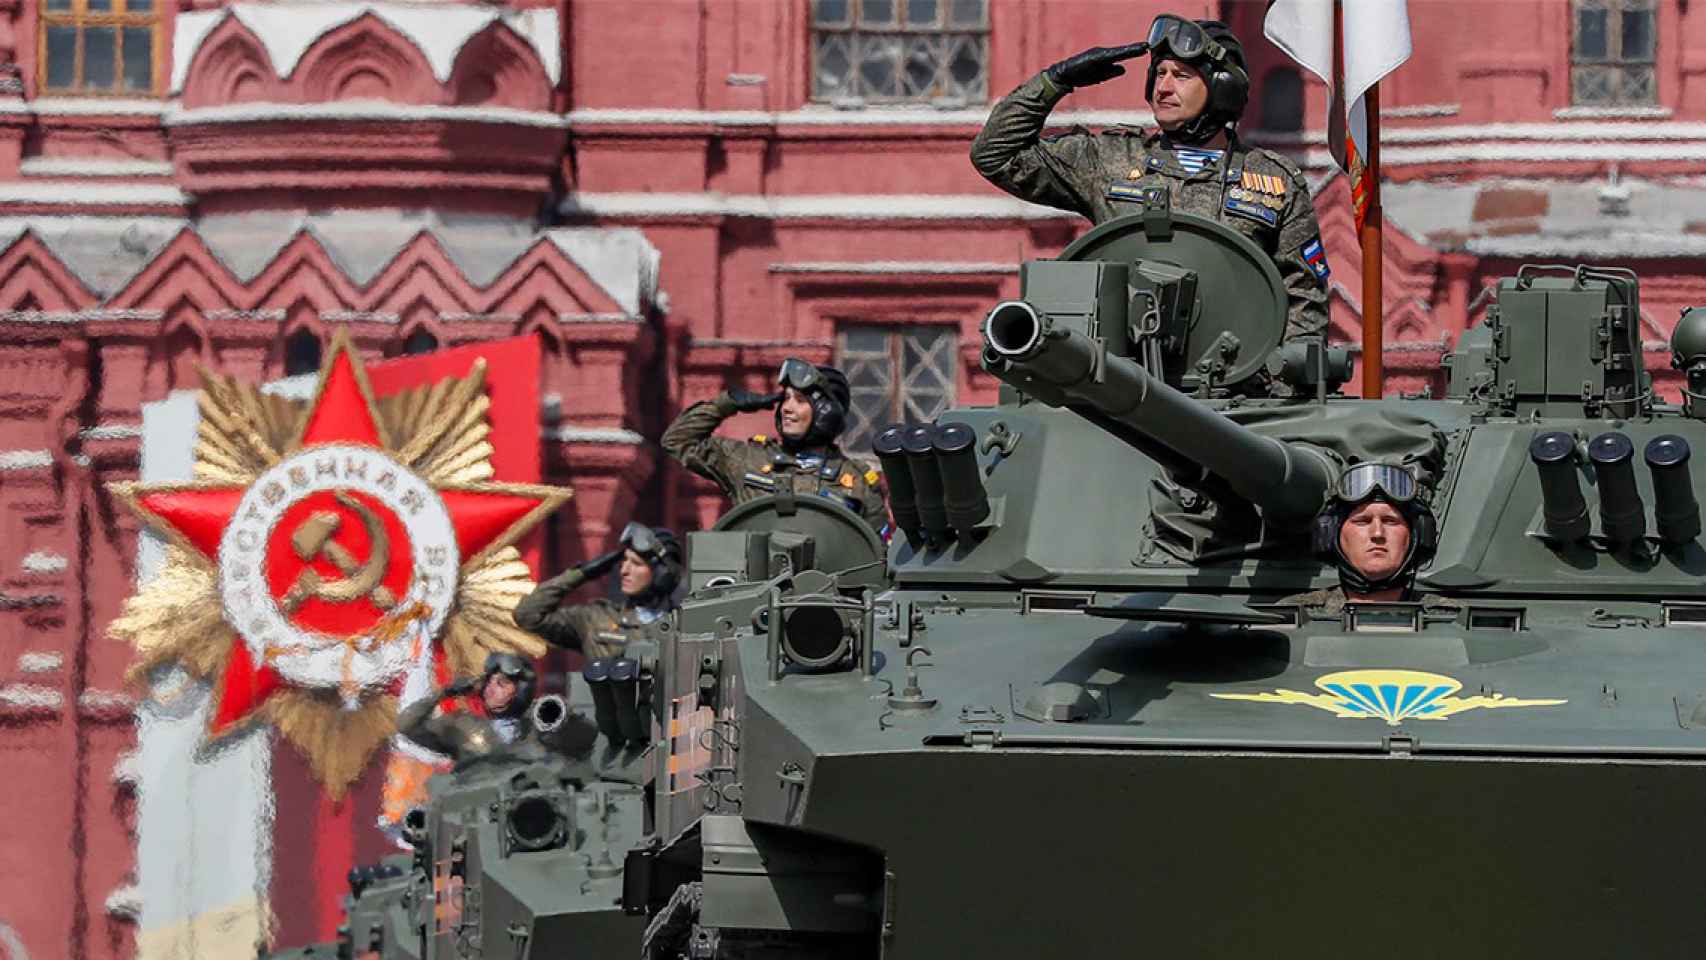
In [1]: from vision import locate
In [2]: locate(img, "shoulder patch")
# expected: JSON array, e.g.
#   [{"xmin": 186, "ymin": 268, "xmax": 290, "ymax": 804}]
[{"xmin": 1302, "ymin": 236, "xmax": 1330, "ymax": 282}]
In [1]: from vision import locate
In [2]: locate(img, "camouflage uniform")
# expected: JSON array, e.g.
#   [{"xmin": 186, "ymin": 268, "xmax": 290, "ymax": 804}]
[
  {"xmin": 1280, "ymin": 586, "xmax": 1459, "ymax": 618},
  {"xmin": 397, "ymin": 695, "xmax": 545, "ymax": 764},
  {"xmin": 512, "ymin": 566, "xmax": 670, "ymax": 659},
  {"xmin": 661, "ymin": 392, "xmax": 889, "ymax": 533},
  {"xmin": 971, "ymin": 71, "xmax": 1329, "ymax": 340}
]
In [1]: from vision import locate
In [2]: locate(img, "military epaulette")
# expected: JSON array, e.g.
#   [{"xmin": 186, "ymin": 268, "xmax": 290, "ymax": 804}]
[{"xmin": 1245, "ymin": 146, "xmax": 1306, "ymax": 181}]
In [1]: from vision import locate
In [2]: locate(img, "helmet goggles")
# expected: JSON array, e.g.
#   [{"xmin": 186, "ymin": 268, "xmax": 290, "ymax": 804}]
[
  {"xmin": 619, "ymin": 522, "xmax": 663, "ymax": 561},
  {"xmin": 777, "ymin": 357, "xmax": 826, "ymax": 393},
  {"xmin": 1335, "ymin": 462, "xmax": 1421, "ymax": 506},
  {"xmin": 1146, "ymin": 15, "xmax": 1229, "ymax": 64},
  {"xmin": 483, "ymin": 652, "xmax": 533, "ymax": 682}
]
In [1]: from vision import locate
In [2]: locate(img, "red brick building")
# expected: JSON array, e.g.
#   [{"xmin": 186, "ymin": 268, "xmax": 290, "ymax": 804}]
[{"xmin": 3, "ymin": 0, "xmax": 1705, "ymax": 957}]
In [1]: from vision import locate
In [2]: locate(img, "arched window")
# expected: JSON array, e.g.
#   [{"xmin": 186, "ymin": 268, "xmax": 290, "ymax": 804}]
[
  {"xmin": 284, "ymin": 329, "xmax": 322, "ymax": 376},
  {"xmin": 1260, "ymin": 66, "xmax": 1304, "ymax": 133}
]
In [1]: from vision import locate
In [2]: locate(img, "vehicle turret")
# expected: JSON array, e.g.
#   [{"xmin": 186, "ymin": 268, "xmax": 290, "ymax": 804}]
[{"xmin": 981, "ymin": 282, "xmax": 1334, "ymax": 524}]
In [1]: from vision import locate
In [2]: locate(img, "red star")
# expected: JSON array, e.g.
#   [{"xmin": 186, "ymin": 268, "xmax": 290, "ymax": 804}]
[{"xmin": 121, "ymin": 335, "xmax": 567, "ymax": 735}]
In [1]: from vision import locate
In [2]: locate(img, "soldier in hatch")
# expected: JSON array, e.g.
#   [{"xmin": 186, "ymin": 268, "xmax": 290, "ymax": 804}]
[
  {"xmin": 971, "ymin": 14, "xmax": 1329, "ymax": 342},
  {"xmin": 512, "ymin": 522, "xmax": 683, "ymax": 658},
  {"xmin": 398, "ymin": 652, "xmax": 545, "ymax": 764},
  {"xmin": 661, "ymin": 357, "xmax": 889, "ymax": 534},
  {"xmin": 1285, "ymin": 462, "xmax": 1450, "ymax": 615}
]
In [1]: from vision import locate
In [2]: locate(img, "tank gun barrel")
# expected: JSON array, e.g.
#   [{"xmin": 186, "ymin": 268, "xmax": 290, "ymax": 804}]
[{"xmin": 983, "ymin": 300, "xmax": 1333, "ymax": 522}]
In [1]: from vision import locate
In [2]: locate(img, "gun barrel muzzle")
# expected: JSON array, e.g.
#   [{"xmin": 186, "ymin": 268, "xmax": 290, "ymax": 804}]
[
  {"xmin": 874, "ymin": 424, "xmax": 925, "ymax": 547},
  {"xmin": 902, "ymin": 424, "xmax": 952, "ymax": 547},
  {"xmin": 529, "ymin": 693, "xmax": 567, "ymax": 733},
  {"xmin": 1589, "ymin": 431, "xmax": 1647, "ymax": 545},
  {"xmin": 984, "ymin": 300, "xmax": 1046, "ymax": 359},
  {"xmin": 1530, "ymin": 431, "xmax": 1591, "ymax": 542},
  {"xmin": 1645, "ymin": 435, "xmax": 1700, "ymax": 544},
  {"xmin": 932, "ymin": 422, "xmax": 989, "ymax": 540}
]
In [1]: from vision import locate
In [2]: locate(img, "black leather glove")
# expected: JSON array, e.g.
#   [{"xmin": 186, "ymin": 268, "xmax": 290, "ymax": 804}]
[
  {"xmin": 1046, "ymin": 42, "xmax": 1150, "ymax": 89},
  {"xmin": 579, "ymin": 549, "xmax": 623, "ymax": 579},
  {"xmin": 727, "ymin": 389, "xmax": 783, "ymax": 413},
  {"xmin": 442, "ymin": 677, "xmax": 479, "ymax": 699}
]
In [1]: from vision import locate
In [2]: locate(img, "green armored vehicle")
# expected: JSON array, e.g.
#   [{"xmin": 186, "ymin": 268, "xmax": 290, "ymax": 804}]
[
  {"xmin": 266, "ymin": 693, "xmax": 648, "ymax": 960},
  {"xmin": 629, "ymin": 209, "xmax": 1706, "ymax": 958},
  {"xmin": 264, "ymin": 503, "xmax": 891, "ymax": 960}
]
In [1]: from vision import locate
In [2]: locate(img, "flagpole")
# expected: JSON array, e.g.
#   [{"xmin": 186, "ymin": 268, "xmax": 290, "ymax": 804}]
[{"xmin": 1361, "ymin": 82, "xmax": 1385, "ymax": 398}]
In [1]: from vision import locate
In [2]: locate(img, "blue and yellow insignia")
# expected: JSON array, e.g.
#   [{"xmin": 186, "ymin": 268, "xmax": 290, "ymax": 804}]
[
  {"xmin": 1106, "ymin": 182, "xmax": 1147, "ymax": 202},
  {"xmin": 1212, "ymin": 670, "xmax": 1566, "ymax": 725}
]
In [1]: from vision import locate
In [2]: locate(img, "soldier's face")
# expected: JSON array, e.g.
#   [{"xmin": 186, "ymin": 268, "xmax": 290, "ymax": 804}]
[
  {"xmin": 1149, "ymin": 58, "xmax": 1210, "ymax": 131},
  {"xmin": 482, "ymin": 673, "xmax": 517, "ymax": 714},
  {"xmin": 619, "ymin": 548, "xmax": 654, "ymax": 597},
  {"xmin": 779, "ymin": 387, "xmax": 814, "ymax": 438},
  {"xmin": 1339, "ymin": 500, "xmax": 1412, "ymax": 582}
]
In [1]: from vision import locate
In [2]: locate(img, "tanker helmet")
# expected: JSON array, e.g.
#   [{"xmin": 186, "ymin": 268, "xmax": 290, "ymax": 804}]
[
  {"xmin": 481, "ymin": 651, "xmax": 535, "ymax": 718},
  {"xmin": 618, "ymin": 522, "xmax": 684, "ymax": 600},
  {"xmin": 1311, "ymin": 462, "xmax": 1438, "ymax": 596},
  {"xmin": 1144, "ymin": 16, "xmax": 1250, "ymax": 139},
  {"xmin": 775, "ymin": 357, "xmax": 851, "ymax": 447},
  {"xmin": 1670, "ymin": 306, "xmax": 1706, "ymax": 371}
]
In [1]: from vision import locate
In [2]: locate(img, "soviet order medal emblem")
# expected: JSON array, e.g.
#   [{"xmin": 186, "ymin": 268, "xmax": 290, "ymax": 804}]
[{"xmin": 110, "ymin": 332, "xmax": 569, "ymax": 794}]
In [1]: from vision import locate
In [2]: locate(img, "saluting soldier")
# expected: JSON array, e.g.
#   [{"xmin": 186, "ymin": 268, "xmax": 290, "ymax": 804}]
[
  {"xmin": 397, "ymin": 653, "xmax": 545, "ymax": 764},
  {"xmin": 512, "ymin": 522, "xmax": 683, "ymax": 658},
  {"xmin": 971, "ymin": 14, "xmax": 1329, "ymax": 342},
  {"xmin": 661, "ymin": 358, "xmax": 889, "ymax": 534}
]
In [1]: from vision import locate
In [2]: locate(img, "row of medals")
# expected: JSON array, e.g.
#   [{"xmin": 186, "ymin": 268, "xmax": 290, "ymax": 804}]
[{"xmin": 1228, "ymin": 185, "xmax": 1284, "ymax": 210}]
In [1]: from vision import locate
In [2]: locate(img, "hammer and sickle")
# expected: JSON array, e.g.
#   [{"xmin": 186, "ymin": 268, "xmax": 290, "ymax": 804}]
[{"xmin": 281, "ymin": 491, "xmax": 397, "ymax": 613}]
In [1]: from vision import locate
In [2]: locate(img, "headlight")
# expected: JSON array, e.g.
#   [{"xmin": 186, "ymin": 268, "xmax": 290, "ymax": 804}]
[{"xmin": 506, "ymin": 791, "xmax": 569, "ymax": 852}]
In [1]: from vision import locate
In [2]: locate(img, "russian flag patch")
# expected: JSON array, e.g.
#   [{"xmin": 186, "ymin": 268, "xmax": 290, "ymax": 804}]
[{"xmin": 1302, "ymin": 237, "xmax": 1330, "ymax": 282}]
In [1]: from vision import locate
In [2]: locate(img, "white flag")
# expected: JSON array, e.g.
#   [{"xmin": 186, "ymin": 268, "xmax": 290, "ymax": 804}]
[{"xmin": 1263, "ymin": 0, "xmax": 1412, "ymax": 229}]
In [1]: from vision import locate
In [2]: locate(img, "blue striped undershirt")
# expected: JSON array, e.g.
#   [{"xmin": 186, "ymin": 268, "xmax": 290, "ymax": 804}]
[{"xmin": 1172, "ymin": 147, "xmax": 1224, "ymax": 175}]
